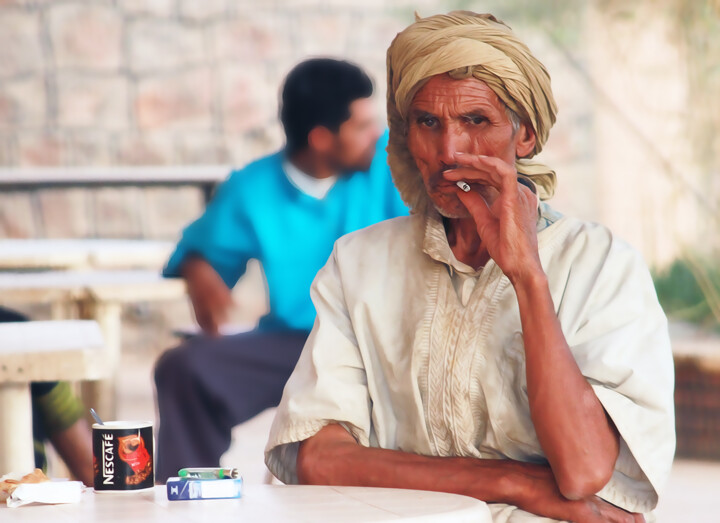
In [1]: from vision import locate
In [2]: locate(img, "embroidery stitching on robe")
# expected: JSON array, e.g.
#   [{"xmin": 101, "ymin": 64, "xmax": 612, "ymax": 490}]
[{"xmin": 265, "ymin": 11, "xmax": 675, "ymax": 523}]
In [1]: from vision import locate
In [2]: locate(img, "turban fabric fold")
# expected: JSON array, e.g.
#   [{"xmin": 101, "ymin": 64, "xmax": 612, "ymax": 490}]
[{"xmin": 386, "ymin": 11, "xmax": 559, "ymax": 213}]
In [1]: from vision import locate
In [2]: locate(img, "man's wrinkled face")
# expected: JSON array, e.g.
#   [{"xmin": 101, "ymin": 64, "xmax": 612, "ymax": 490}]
[
  {"xmin": 407, "ymin": 74, "xmax": 526, "ymax": 218},
  {"xmin": 330, "ymin": 97, "xmax": 382, "ymax": 174}
]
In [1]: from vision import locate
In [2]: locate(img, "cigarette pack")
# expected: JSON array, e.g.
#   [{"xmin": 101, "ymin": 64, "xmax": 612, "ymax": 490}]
[{"xmin": 166, "ymin": 476, "xmax": 243, "ymax": 501}]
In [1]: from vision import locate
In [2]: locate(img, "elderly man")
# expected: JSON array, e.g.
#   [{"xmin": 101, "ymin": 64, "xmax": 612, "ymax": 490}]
[{"xmin": 265, "ymin": 11, "xmax": 675, "ymax": 523}]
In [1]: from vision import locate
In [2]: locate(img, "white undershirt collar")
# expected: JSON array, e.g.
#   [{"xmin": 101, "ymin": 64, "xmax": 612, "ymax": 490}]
[{"xmin": 282, "ymin": 158, "xmax": 337, "ymax": 200}]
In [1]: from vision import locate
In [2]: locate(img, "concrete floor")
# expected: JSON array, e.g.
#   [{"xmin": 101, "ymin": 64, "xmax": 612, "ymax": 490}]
[{"xmin": 654, "ymin": 459, "xmax": 720, "ymax": 522}]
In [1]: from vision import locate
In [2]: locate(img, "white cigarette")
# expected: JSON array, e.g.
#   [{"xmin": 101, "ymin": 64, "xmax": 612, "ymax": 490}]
[{"xmin": 456, "ymin": 180, "xmax": 471, "ymax": 192}]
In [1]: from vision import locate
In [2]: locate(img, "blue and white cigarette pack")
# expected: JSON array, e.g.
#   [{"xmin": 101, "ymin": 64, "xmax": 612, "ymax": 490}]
[{"xmin": 166, "ymin": 476, "xmax": 243, "ymax": 501}]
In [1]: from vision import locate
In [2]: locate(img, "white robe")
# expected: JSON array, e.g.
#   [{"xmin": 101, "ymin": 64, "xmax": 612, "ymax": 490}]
[{"xmin": 265, "ymin": 207, "xmax": 675, "ymax": 521}]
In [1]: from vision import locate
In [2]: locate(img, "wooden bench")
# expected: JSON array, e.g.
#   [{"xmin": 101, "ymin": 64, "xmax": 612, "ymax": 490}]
[
  {"xmin": 0, "ymin": 320, "xmax": 106, "ymax": 475},
  {"xmin": 0, "ymin": 271, "xmax": 187, "ymax": 421},
  {"xmin": 0, "ymin": 239, "xmax": 175, "ymax": 271}
]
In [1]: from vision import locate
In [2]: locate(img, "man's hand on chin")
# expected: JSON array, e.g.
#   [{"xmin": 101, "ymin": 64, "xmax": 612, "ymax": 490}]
[{"xmin": 442, "ymin": 152, "xmax": 542, "ymax": 286}]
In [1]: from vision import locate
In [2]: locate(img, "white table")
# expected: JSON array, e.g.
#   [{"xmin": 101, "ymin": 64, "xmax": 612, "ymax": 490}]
[
  {"xmin": 0, "ymin": 270, "xmax": 186, "ymax": 418},
  {"xmin": 0, "ymin": 239, "xmax": 175, "ymax": 271},
  {"xmin": 0, "ymin": 320, "xmax": 106, "ymax": 475},
  {"xmin": 0, "ymin": 484, "xmax": 492, "ymax": 522}
]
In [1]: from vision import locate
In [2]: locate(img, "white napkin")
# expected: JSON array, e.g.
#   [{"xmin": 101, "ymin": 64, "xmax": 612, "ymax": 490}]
[{"xmin": 7, "ymin": 481, "xmax": 83, "ymax": 508}]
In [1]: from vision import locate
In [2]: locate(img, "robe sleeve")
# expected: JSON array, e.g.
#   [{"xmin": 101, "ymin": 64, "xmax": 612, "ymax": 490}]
[
  {"xmin": 264, "ymin": 245, "xmax": 372, "ymax": 484},
  {"xmin": 562, "ymin": 231, "xmax": 675, "ymax": 513}
]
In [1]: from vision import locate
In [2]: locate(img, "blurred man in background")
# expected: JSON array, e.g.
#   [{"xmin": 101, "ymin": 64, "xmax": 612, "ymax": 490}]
[{"xmin": 154, "ymin": 58, "xmax": 408, "ymax": 481}]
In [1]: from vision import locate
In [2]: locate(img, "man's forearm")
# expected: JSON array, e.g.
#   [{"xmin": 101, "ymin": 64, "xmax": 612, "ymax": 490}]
[
  {"xmin": 179, "ymin": 253, "xmax": 208, "ymax": 279},
  {"xmin": 298, "ymin": 425, "xmax": 534, "ymax": 505},
  {"xmin": 513, "ymin": 271, "xmax": 619, "ymax": 499},
  {"xmin": 297, "ymin": 425, "xmax": 639, "ymax": 522}
]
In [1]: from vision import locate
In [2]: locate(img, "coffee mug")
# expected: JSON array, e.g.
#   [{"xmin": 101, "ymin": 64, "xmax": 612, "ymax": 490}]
[{"xmin": 92, "ymin": 421, "xmax": 154, "ymax": 492}]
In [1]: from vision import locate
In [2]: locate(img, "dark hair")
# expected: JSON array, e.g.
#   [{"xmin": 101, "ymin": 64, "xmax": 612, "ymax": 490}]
[{"xmin": 280, "ymin": 58, "xmax": 373, "ymax": 154}]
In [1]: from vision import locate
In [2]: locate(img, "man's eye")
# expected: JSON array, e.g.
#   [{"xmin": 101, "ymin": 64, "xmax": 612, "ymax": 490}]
[
  {"xmin": 466, "ymin": 116, "xmax": 486, "ymax": 125},
  {"xmin": 419, "ymin": 116, "xmax": 438, "ymax": 128}
]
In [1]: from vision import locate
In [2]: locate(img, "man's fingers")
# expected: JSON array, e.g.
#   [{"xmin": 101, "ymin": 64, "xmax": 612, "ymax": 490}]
[
  {"xmin": 218, "ymin": 292, "xmax": 234, "ymax": 311},
  {"xmin": 517, "ymin": 182, "xmax": 540, "ymax": 216},
  {"xmin": 454, "ymin": 152, "xmax": 513, "ymax": 173},
  {"xmin": 443, "ymin": 167, "xmax": 505, "ymax": 191},
  {"xmin": 453, "ymin": 152, "xmax": 518, "ymax": 191},
  {"xmin": 212, "ymin": 300, "xmax": 229, "ymax": 327},
  {"xmin": 197, "ymin": 310, "xmax": 219, "ymax": 337},
  {"xmin": 590, "ymin": 496, "xmax": 644, "ymax": 523},
  {"xmin": 456, "ymin": 189, "xmax": 495, "ymax": 236}
]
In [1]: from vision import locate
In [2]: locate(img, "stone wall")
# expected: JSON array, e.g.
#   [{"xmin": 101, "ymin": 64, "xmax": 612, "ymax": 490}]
[
  {"xmin": 2, "ymin": 0, "xmax": 717, "ymax": 353},
  {"xmin": 1, "ymin": 0, "xmax": 715, "ymax": 264},
  {"xmin": 0, "ymin": 0, "xmax": 598, "ymax": 240}
]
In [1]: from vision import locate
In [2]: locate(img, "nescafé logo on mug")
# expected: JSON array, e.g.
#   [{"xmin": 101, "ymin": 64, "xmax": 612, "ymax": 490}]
[{"xmin": 92, "ymin": 421, "xmax": 154, "ymax": 492}]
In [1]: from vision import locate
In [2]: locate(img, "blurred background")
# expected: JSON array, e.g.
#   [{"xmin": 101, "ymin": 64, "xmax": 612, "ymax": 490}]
[{"xmin": 0, "ymin": 0, "xmax": 718, "ymax": 520}]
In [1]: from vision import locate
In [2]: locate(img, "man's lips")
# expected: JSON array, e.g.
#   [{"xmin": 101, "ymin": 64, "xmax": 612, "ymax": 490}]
[{"xmin": 434, "ymin": 182, "xmax": 460, "ymax": 191}]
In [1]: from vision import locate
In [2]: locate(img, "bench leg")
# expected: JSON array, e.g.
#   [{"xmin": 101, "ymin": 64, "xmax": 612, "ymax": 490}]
[
  {"xmin": 50, "ymin": 300, "xmax": 77, "ymax": 320},
  {"xmin": 0, "ymin": 382, "xmax": 35, "ymax": 475},
  {"xmin": 79, "ymin": 300, "xmax": 121, "ymax": 422}
]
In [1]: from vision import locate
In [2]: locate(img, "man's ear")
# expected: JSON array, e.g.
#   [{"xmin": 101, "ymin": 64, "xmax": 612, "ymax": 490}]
[
  {"xmin": 307, "ymin": 126, "xmax": 334, "ymax": 154},
  {"xmin": 514, "ymin": 122, "xmax": 537, "ymax": 159}
]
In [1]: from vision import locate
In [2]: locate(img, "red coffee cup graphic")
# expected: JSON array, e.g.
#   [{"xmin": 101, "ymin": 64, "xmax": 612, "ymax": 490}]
[{"xmin": 93, "ymin": 421, "xmax": 154, "ymax": 492}]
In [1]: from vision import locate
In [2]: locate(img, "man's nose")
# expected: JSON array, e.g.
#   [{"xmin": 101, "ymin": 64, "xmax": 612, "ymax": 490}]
[{"xmin": 438, "ymin": 126, "xmax": 467, "ymax": 166}]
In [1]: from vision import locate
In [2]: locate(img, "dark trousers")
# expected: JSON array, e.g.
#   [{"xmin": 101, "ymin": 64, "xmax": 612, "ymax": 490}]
[{"xmin": 153, "ymin": 330, "xmax": 308, "ymax": 482}]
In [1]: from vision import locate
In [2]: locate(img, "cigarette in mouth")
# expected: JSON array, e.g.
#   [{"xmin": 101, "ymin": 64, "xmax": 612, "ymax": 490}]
[{"xmin": 456, "ymin": 180, "xmax": 471, "ymax": 192}]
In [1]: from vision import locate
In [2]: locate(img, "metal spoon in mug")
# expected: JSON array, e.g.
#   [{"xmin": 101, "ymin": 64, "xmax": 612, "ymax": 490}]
[{"xmin": 90, "ymin": 408, "xmax": 105, "ymax": 425}]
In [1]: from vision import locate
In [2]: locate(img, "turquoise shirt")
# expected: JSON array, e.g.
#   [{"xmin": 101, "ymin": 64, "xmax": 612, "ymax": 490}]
[{"xmin": 164, "ymin": 133, "xmax": 408, "ymax": 332}]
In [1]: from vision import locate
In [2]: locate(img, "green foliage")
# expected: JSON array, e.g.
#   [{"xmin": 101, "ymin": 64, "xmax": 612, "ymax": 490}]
[{"xmin": 653, "ymin": 259, "xmax": 720, "ymax": 331}]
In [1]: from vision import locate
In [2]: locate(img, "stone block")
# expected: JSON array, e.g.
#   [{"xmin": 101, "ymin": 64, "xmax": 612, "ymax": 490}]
[
  {"xmin": 128, "ymin": 19, "xmax": 205, "ymax": 73},
  {"xmin": 0, "ymin": 10, "xmax": 43, "ymax": 78},
  {"xmin": 0, "ymin": 77, "xmax": 46, "ymax": 128},
  {"xmin": 350, "ymin": 16, "xmax": 405, "ymax": 59},
  {"xmin": 17, "ymin": 132, "xmax": 66, "ymax": 166},
  {"xmin": 65, "ymin": 131, "xmax": 112, "ymax": 165},
  {"xmin": 211, "ymin": 15, "xmax": 292, "ymax": 63},
  {"xmin": 0, "ymin": 193, "xmax": 36, "ymax": 238},
  {"xmin": 37, "ymin": 188, "xmax": 91, "ymax": 238},
  {"xmin": 91, "ymin": 187, "xmax": 144, "ymax": 238},
  {"xmin": 0, "ymin": 134, "xmax": 17, "ymax": 165},
  {"xmin": 56, "ymin": 74, "xmax": 128, "ymax": 129},
  {"xmin": 178, "ymin": 0, "xmax": 226, "ymax": 21},
  {"xmin": 135, "ymin": 68, "xmax": 212, "ymax": 130},
  {"xmin": 113, "ymin": 132, "xmax": 175, "ymax": 165},
  {"xmin": 142, "ymin": 186, "xmax": 204, "ymax": 239},
  {"xmin": 290, "ymin": 13, "xmax": 353, "ymax": 56},
  {"xmin": 175, "ymin": 132, "xmax": 229, "ymax": 164},
  {"xmin": 120, "ymin": 0, "xmax": 175, "ymax": 17},
  {"xmin": 219, "ymin": 64, "xmax": 276, "ymax": 134},
  {"xmin": 49, "ymin": 4, "xmax": 122, "ymax": 70},
  {"xmin": 223, "ymin": 135, "xmax": 250, "ymax": 167}
]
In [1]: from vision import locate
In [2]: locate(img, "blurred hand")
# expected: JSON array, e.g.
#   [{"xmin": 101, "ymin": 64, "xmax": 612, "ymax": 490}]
[{"xmin": 181, "ymin": 256, "xmax": 233, "ymax": 336}]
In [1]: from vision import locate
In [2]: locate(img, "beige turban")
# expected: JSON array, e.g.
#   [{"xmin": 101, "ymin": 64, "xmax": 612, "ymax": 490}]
[{"xmin": 386, "ymin": 11, "xmax": 558, "ymax": 213}]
